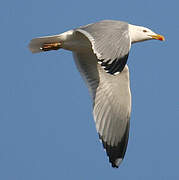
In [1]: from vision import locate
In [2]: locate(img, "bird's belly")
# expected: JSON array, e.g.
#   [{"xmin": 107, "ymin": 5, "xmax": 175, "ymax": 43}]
[
  {"xmin": 63, "ymin": 40, "xmax": 91, "ymax": 52},
  {"xmin": 61, "ymin": 30, "xmax": 92, "ymax": 52}
]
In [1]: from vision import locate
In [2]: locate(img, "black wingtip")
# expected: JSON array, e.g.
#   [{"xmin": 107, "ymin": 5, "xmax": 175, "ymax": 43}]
[
  {"xmin": 99, "ymin": 121, "xmax": 130, "ymax": 168},
  {"xmin": 111, "ymin": 158, "xmax": 123, "ymax": 168},
  {"xmin": 98, "ymin": 54, "xmax": 129, "ymax": 75},
  {"xmin": 112, "ymin": 163, "xmax": 119, "ymax": 168}
]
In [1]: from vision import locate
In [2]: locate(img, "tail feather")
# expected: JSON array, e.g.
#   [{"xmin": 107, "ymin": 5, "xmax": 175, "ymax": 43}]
[{"xmin": 28, "ymin": 34, "xmax": 61, "ymax": 53}]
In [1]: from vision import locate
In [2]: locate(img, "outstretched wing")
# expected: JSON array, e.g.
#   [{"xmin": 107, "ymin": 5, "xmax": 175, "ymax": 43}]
[
  {"xmin": 73, "ymin": 51, "xmax": 131, "ymax": 167},
  {"xmin": 75, "ymin": 20, "xmax": 131, "ymax": 75}
]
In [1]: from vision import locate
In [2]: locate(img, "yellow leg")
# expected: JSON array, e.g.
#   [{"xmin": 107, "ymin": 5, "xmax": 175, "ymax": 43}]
[{"xmin": 40, "ymin": 42, "xmax": 62, "ymax": 51}]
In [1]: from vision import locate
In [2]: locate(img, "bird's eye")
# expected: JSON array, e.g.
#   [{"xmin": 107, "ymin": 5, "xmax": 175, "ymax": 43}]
[{"xmin": 143, "ymin": 30, "xmax": 147, "ymax": 32}]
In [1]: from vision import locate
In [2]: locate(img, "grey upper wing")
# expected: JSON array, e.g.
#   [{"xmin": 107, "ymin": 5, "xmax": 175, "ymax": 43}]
[
  {"xmin": 73, "ymin": 51, "xmax": 131, "ymax": 168},
  {"xmin": 75, "ymin": 20, "xmax": 131, "ymax": 75}
]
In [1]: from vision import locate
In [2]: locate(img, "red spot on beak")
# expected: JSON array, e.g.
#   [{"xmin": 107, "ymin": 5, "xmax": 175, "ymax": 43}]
[{"xmin": 151, "ymin": 34, "xmax": 165, "ymax": 41}]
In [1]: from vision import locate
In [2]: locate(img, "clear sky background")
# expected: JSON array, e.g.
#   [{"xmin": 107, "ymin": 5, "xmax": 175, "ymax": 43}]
[{"xmin": 0, "ymin": 0, "xmax": 178, "ymax": 179}]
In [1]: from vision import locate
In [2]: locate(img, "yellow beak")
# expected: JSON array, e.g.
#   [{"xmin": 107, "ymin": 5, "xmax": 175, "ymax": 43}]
[{"xmin": 150, "ymin": 34, "xmax": 165, "ymax": 41}]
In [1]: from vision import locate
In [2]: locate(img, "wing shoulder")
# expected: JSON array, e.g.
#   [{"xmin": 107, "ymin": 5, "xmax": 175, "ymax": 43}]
[{"xmin": 75, "ymin": 20, "xmax": 131, "ymax": 74}]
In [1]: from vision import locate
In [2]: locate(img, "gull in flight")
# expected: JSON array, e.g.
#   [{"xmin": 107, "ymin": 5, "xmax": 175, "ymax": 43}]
[{"xmin": 29, "ymin": 20, "xmax": 164, "ymax": 168}]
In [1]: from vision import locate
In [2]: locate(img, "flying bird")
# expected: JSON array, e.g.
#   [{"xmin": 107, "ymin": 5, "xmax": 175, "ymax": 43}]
[{"xmin": 29, "ymin": 20, "xmax": 164, "ymax": 168}]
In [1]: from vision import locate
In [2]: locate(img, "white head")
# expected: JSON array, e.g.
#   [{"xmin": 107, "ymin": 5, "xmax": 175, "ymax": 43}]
[{"xmin": 128, "ymin": 24, "xmax": 165, "ymax": 43}]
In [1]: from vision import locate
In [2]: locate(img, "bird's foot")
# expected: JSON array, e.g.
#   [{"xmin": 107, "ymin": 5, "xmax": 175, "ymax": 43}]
[{"xmin": 40, "ymin": 42, "xmax": 62, "ymax": 51}]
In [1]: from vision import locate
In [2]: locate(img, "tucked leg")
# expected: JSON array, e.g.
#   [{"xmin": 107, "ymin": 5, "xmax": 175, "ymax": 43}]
[{"xmin": 40, "ymin": 42, "xmax": 62, "ymax": 51}]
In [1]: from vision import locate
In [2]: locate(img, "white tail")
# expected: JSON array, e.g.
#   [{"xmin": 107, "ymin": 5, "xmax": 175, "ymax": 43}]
[{"xmin": 28, "ymin": 34, "xmax": 61, "ymax": 53}]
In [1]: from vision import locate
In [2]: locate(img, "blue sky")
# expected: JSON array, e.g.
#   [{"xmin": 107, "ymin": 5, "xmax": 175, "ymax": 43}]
[{"xmin": 0, "ymin": 0, "xmax": 178, "ymax": 179}]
